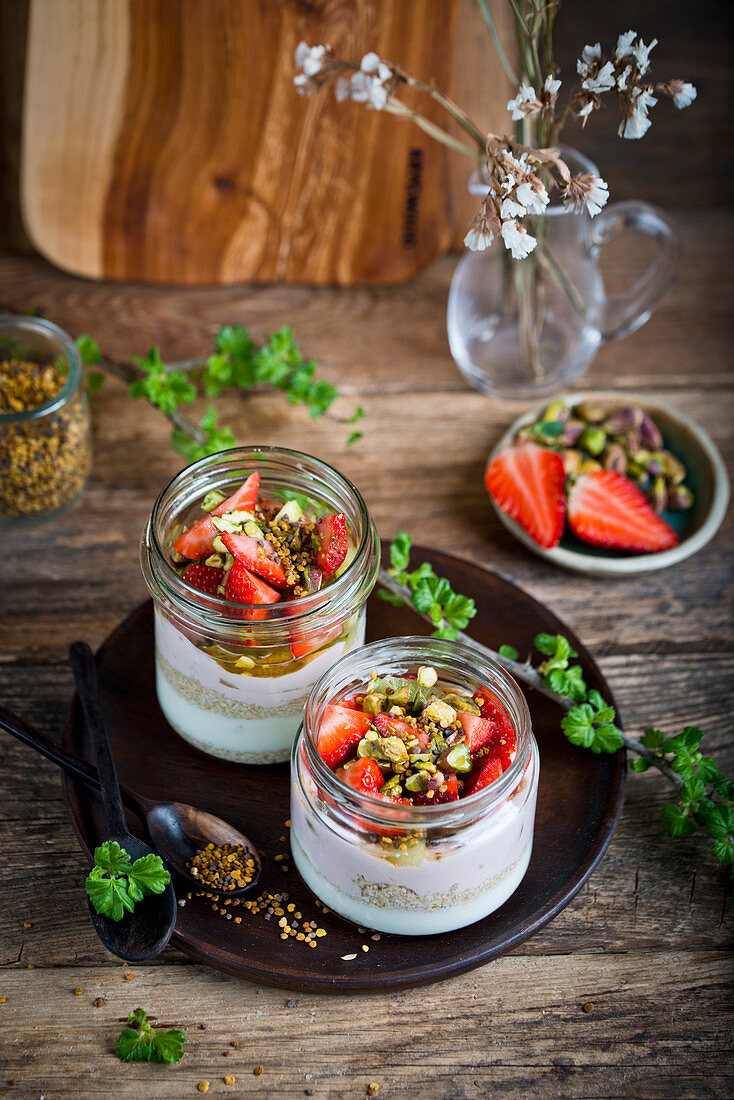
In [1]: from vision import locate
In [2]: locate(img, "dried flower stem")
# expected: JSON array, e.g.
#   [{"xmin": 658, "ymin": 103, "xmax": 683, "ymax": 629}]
[{"xmin": 377, "ymin": 566, "xmax": 683, "ymax": 790}]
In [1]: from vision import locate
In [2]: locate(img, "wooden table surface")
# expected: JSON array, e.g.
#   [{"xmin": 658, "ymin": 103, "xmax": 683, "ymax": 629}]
[{"xmin": 0, "ymin": 217, "xmax": 732, "ymax": 1098}]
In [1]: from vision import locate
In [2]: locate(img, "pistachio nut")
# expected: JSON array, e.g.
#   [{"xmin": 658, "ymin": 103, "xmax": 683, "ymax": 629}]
[
  {"xmin": 417, "ymin": 665, "xmax": 438, "ymax": 689},
  {"xmin": 559, "ymin": 419, "xmax": 585, "ymax": 447},
  {"xmin": 603, "ymin": 443, "xmax": 627, "ymax": 475},
  {"xmin": 362, "ymin": 692, "xmax": 388, "ymax": 716},
  {"xmin": 561, "ymin": 449, "xmax": 583, "ymax": 476},
  {"xmin": 542, "ymin": 399, "xmax": 570, "ymax": 424},
  {"xmin": 440, "ymin": 743, "xmax": 473, "ymax": 774},
  {"xmin": 578, "ymin": 459, "xmax": 602, "ymax": 475},
  {"xmin": 575, "ymin": 401, "xmax": 609, "ymax": 424},
  {"xmin": 638, "ymin": 413, "xmax": 663, "ymax": 451},
  {"xmin": 579, "ymin": 426, "xmax": 607, "ymax": 457},
  {"xmin": 423, "ymin": 698, "xmax": 457, "ymax": 726},
  {"xmin": 442, "ymin": 693, "xmax": 481, "ymax": 716},
  {"xmin": 662, "ymin": 450, "xmax": 687, "ymax": 485},
  {"xmin": 380, "ymin": 737, "xmax": 409, "ymax": 765},
  {"xmin": 650, "ymin": 476, "xmax": 668, "ymax": 515},
  {"xmin": 667, "ymin": 484, "xmax": 694, "ymax": 510},
  {"xmin": 404, "ymin": 771, "xmax": 431, "ymax": 793},
  {"xmin": 603, "ymin": 405, "xmax": 643, "ymax": 436},
  {"xmin": 201, "ymin": 490, "xmax": 226, "ymax": 513}
]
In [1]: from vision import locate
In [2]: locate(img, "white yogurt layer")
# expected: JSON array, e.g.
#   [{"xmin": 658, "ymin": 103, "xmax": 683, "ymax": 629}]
[
  {"xmin": 290, "ymin": 748, "xmax": 539, "ymax": 935},
  {"xmin": 154, "ymin": 607, "xmax": 366, "ymax": 764}
]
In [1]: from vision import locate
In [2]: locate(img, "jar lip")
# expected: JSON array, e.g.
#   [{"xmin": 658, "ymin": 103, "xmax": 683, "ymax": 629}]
[
  {"xmin": 0, "ymin": 317, "xmax": 82, "ymax": 423},
  {"xmin": 299, "ymin": 635, "xmax": 534, "ymax": 824},
  {"xmin": 143, "ymin": 445, "xmax": 379, "ymax": 630}
]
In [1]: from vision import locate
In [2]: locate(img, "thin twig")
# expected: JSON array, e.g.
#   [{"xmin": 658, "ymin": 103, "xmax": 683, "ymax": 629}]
[
  {"xmin": 476, "ymin": 0, "xmax": 519, "ymax": 86},
  {"xmin": 95, "ymin": 355, "xmax": 207, "ymax": 447},
  {"xmin": 377, "ymin": 568, "xmax": 683, "ymax": 790}
]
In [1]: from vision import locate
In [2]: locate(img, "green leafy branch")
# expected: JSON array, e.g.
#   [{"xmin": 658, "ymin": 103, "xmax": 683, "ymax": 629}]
[
  {"xmin": 378, "ymin": 533, "xmax": 733, "ymax": 877},
  {"xmin": 85, "ymin": 841, "xmax": 170, "ymax": 921},
  {"xmin": 116, "ymin": 1008, "xmax": 186, "ymax": 1064},
  {"xmin": 76, "ymin": 325, "xmax": 363, "ymax": 461}
]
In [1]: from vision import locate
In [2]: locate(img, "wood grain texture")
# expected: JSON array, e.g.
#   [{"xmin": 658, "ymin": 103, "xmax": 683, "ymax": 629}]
[
  {"xmin": 21, "ymin": 0, "xmax": 513, "ymax": 285},
  {"xmin": 0, "ymin": 215, "xmax": 732, "ymax": 1095}
]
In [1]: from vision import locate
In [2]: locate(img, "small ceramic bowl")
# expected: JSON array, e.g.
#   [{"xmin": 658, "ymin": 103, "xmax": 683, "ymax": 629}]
[{"xmin": 487, "ymin": 391, "xmax": 729, "ymax": 576}]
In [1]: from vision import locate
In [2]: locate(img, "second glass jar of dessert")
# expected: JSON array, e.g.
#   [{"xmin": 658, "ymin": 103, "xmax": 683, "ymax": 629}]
[
  {"xmin": 141, "ymin": 446, "xmax": 379, "ymax": 764},
  {"xmin": 291, "ymin": 636, "xmax": 539, "ymax": 935}
]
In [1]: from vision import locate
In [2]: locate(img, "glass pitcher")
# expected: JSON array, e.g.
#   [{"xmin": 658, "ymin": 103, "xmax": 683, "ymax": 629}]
[{"xmin": 447, "ymin": 148, "xmax": 680, "ymax": 400}]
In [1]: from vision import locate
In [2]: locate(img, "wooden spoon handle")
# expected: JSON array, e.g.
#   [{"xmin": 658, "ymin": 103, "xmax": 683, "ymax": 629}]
[
  {"xmin": 69, "ymin": 641, "xmax": 130, "ymax": 838},
  {"xmin": 0, "ymin": 702, "xmax": 146, "ymax": 816}
]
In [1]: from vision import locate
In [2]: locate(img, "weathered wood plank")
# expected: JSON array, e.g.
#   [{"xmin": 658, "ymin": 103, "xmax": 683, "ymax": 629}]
[{"xmin": 1, "ymin": 954, "xmax": 732, "ymax": 1098}]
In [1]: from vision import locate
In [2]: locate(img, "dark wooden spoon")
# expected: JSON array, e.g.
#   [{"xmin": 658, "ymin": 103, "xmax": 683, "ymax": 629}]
[
  {"xmin": 0, "ymin": 677, "xmax": 261, "ymax": 929},
  {"xmin": 68, "ymin": 641, "xmax": 178, "ymax": 961}
]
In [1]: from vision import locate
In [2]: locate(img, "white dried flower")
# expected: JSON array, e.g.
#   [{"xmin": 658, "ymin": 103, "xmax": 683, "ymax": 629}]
[
  {"xmin": 464, "ymin": 222, "xmax": 495, "ymax": 252},
  {"xmin": 670, "ymin": 80, "xmax": 697, "ymax": 109},
  {"xmin": 564, "ymin": 173, "xmax": 609, "ymax": 217},
  {"xmin": 614, "ymin": 31, "xmax": 637, "ymax": 63},
  {"xmin": 582, "ymin": 60, "xmax": 616, "ymax": 94},
  {"xmin": 507, "ymin": 82, "xmax": 538, "ymax": 120},
  {"xmin": 577, "ymin": 43, "xmax": 602, "ymax": 78},
  {"xmin": 501, "ymin": 219, "xmax": 537, "ymax": 260},
  {"xmin": 617, "ymin": 65, "xmax": 632, "ymax": 92},
  {"xmin": 295, "ymin": 41, "xmax": 328, "ymax": 77},
  {"xmin": 632, "ymin": 37, "xmax": 658, "ymax": 75},
  {"xmin": 619, "ymin": 86, "xmax": 657, "ymax": 139},
  {"xmin": 500, "ymin": 196, "xmax": 526, "ymax": 220},
  {"xmin": 577, "ymin": 100, "xmax": 595, "ymax": 119},
  {"xmin": 544, "ymin": 74, "xmax": 562, "ymax": 96},
  {"xmin": 515, "ymin": 179, "xmax": 550, "ymax": 215}
]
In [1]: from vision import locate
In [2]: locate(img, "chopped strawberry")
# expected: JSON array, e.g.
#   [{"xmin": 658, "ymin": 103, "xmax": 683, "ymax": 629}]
[
  {"xmin": 464, "ymin": 756, "xmax": 504, "ymax": 796},
  {"xmin": 485, "ymin": 442, "xmax": 566, "ymax": 550},
  {"xmin": 313, "ymin": 513, "xmax": 348, "ymax": 575},
  {"xmin": 181, "ymin": 562, "xmax": 224, "ymax": 596},
  {"xmin": 457, "ymin": 712, "xmax": 498, "ymax": 753},
  {"xmin": 224, "ymin": 561, "xmax": 281, "ymax": 620},
  {"xmin": 376, "ymin": 793, "xmax": 412, "ymax": 807},
  {"xmin": 337, "ymin": 757, "xmax": 384, "ymax": 793},
  {"xmin": 335, "ymin": 694, "xmax": 364, "ymax": 711},
  {"xmin": 374, "ymin": 713, "xmax": 416, "ymax": 740},
  {"xmin": 317, "ymin": 704, "xmax": 373, "ymax": 769},
  {"xmin": 290, "ymin": 623, "xmax": 343, "ymax": 661},
  {"xmin": 413, "ymin": 774, "xmax": 460, "ymax": 805},
  {"xmin": 221, "ymin": 531, "xmax": 287, "ymax": 589},
  {"xmin": 567, "ymin": 469, "xmax": 679, "ymax": 553},
  {"xmin": 173, "ymin": 471, "xmax": 260, "ymax": 559}
]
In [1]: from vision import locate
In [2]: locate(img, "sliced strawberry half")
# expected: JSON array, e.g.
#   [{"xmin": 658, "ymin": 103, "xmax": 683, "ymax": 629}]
[
  {"xmin": 335, "ymin": 694, "xmax": 364, "ymax": 711},
  {"xmin": 457, "ymin": 712, "xmax": 498, "ymax": 753},
  {"xmin": 374, "ymin": 713, "xmax": 415, "ymax": 740},
  {"xmin": 181, "ymin": 562, "xmax": 224, "ymax": 596},
  {"xmin": 337, "ymin": 757, "xmax": 384, "ymax": 794},
  {"xmin": 464, "ymin": 756, "xmax": 504, "ymax": 796},
  {"xmin": 317, "ymin": 704, "xmax": 373, "ymax": 769},
  {"xmin": 224, "ymin": 560, "xmax": 281, "ymax": 621},
  {"xmin": 313, "ymin": 512, "xmax": 348, "ymax": 575},
  {"xmin": 221, "ymin": 531, "xmax": 287, "ymax": 588},
  {"xmin": 567, "ymin": 469, "xmax": 679, "ymax": 553},
  {"xmin": 413, "ymin": 774, "xmax": 460, "ymax": 806},
  {"xmin": 290, "ymin": 623, "xmax": 343, "ymax": 661},
  {"xmin": 485, "ymin": 442, "xmax": 566, "ymax": 550},
  {"xmin": 173, "ymin": 471, "xmax": 260, "ymax": 559}
]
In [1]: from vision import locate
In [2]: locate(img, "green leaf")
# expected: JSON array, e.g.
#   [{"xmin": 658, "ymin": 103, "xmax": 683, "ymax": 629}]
[
  {"xmin": 705, "ymin": 805, "xmax": 733, "ymax": 840},
  {"xmin": 593, "ymin": 705, "xmax": 616, "ymax": 726},
  {"xmin": 93, "ymin": 841, "xmax": 133, "ymax": 875},
  {"xmin": 349, "ymin": 406, "xmax": 364, "ymax": 424},
  {"xmin": 389, "ymin": 532, "xmax": 412, "ymax": 574},
  {"xmin": 535, "ymin": 633, "xmax": 559, "ymax": 656},
  {"xmin": 631, "ymin": 757, "xmax": 654, "ymax": 773},
  {"xmin": 640, "ymin": 727, "xmax": 665, "ymax": 751},
  {"xmin": 347, "ymin": 430, "xmax": 363, "ymax": 446},
  {"xmin": 76, "ymin": 334, "xmax": 102, "ymax": 365},
  {"xmin": 546, "ymin": 664, "xmax": 587, "ymax": 701},
  {"xmin": 151, "ymin": 1029, "xmax": 186, "ymax": 1064},
  {"xmin": 712, "ymin": 837, "xmax": 734, "ymax": 865},
  {"xmin": 590, "ymin": 723, "xmax": 624, "ymax": 754},
  {"xmin": 499, "ymin": 644, "xmax": 519, "ymax": 660},
  {"xmin": 127, "ymin": 854, "xmax": 170, "ymax": 898},
  {"xmin": 86, "ymin": 874, "xmax": 135, "ymax": 921},
  {"xmin": 216, "ymin": 324, "xmax": 254, "ymax": 358},
  {"xmin": 561, "ymin": 704, "xmax": 595, "ymax": 749},
  {"xmin": 661, "ymin": 803, "xmax": 697, "ymax": 838},
  {"xmin": 128, "ymin": 1008, "xmax": 149, "ymax": 1027},
  {"xmin": 376, "ymin": 590, "xmax": 406, "ymax": 607},
  {"xmin": 586, "ymin": 689, "xmax": 605, "ymax": 711},
  {"xmin": 680, "ymin": 726, "xmax": 705, "ymax": 749},
  {"xmin": 85, "ymin": 370, "xmax": 105, "ymax": 395},
  {"xmin": 116, "ymin": 1027, "xmax": 154, "ymax": 1062}
]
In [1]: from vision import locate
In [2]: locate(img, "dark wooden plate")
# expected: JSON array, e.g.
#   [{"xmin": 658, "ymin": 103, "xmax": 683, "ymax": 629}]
[{"xmin": 62, "ymin": 545, "xmax": 625, "ymax": 992}]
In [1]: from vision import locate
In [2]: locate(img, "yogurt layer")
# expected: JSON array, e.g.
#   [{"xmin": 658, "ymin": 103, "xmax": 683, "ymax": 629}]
[
  {"xmin": 290, "ymin": 752, "xmax": 539, "ymax": 935},
  {"xmin": 155, "ymin": 607, "xmax": 366, "ymax": 764}
]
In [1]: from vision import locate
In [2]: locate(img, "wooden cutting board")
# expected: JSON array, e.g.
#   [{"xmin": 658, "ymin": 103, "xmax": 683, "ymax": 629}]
[{"xmin": 20, "ymin": 0, "xmax": 513, "ymax": 285}]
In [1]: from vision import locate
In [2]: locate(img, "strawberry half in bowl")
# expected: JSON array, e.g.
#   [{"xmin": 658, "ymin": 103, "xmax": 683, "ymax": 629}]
[{"xmin": 485, "ymin": 392, "xmax": 729, "ymax": 576}]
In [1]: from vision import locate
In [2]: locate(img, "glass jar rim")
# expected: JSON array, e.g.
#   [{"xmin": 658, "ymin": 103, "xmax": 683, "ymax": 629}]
[
  {"xmin": 468, "ymin": 144, "xmax": 600, "ymax": 217},
  {"xmin": 298, "ymin": 635, "xmax": 534, "ymax": 827},
  {"xmin": 0, "ymin": 317, "xmax": 83, "ymax": 424},
  {"xmin": 141, "ymin": 445, "xmax": 379, "ymax": 637}
]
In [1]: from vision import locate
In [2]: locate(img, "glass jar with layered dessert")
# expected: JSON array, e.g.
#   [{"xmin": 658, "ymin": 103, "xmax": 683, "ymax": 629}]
[
  {"xmin": 291, "ymin": 637, "xmax": 539, "ymax": 935},
  {"xmin": 141, "ymin": 446, "xmax": 379, "ymax": 764}
]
